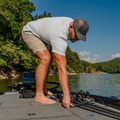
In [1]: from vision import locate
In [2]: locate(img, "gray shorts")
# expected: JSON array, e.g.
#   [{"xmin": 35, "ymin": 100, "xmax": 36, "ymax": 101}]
[{"xmin": 22, "ymin": 31, "xmax": 51, "ymax": 55}]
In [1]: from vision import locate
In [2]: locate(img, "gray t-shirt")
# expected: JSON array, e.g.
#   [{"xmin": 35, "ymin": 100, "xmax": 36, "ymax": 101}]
[{"xmin": 23, "ymin": 17, "xmax": 73, "ymax": 56}]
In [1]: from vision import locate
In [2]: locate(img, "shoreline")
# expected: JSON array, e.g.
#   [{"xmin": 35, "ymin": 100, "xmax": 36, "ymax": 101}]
[
  {"xmin": 0, "ymin": 70, "xmax": 108, "ymax": 79},
  {"xmin": 49, "ymin": 72, "xmax": 108, "ymax": 76}
]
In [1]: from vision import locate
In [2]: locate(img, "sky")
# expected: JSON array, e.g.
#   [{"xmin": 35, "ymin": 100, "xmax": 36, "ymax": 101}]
[{"xmin": 29, "ymin": 0, "xmax": 120, "ymax": 63}]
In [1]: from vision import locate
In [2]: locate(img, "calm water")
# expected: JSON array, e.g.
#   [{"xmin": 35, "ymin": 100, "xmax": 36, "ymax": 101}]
[{"xmin": 0, "ymin": 74, "xmax": 120, "ymax": 98}]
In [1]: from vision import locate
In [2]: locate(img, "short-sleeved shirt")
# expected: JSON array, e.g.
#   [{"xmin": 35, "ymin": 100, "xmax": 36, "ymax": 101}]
[{"xmin": 23, "ymin": 17, "xmax": 73, "ymax": 56}]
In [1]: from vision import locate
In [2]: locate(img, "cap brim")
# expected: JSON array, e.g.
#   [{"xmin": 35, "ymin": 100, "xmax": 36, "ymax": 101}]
[{"xmin": 76, "ymin": 30, "xmax": 86, "ymax": 41}]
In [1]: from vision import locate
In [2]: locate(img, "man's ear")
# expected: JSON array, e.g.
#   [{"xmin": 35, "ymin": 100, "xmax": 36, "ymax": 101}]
[
  {"xmin": 68, "ymin": 22, "xmax": 74, "ymax": 32},
  {"xmin": 70, "ymin": 22, "xmax": 74, "ymax": 28}
]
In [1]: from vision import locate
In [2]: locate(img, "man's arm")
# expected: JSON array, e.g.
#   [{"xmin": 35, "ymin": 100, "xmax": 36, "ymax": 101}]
[{"xmin": 53, "ymin": 53, "xmax": 74, "ymax": 109}]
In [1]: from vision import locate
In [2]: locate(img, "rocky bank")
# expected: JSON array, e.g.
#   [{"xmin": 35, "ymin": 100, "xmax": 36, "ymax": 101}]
[{"xmin": 0, "ymin": 67, "xmax": 23, "ymax": 79}]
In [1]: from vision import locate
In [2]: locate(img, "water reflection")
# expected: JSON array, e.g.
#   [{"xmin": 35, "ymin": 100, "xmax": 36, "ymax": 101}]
[
  {"xmin": 0, "ymin": 78, "xmax": 22, "ymax": 92},
  {"xmin": 68, "ymin": 74, "xmax": 120, "ymax": 98},
  {"xmin": 0, "ymin": 74, "xmax": 120, "ymax": 98}
]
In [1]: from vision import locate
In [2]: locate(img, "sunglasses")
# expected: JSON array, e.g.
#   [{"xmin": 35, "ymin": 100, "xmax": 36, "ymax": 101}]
[{"xmin": 74, "ymin": 27, "xmax": 79, "ymax": 39}]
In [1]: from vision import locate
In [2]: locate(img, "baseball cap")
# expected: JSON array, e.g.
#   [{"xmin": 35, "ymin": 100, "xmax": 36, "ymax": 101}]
[{"xmin": 73, "ymin": 18, "xmax": 89, "ymax": 41}]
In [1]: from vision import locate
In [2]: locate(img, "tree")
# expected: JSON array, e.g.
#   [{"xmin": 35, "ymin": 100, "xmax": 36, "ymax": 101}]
[
  {"xmin": 33, "ymin": 11, "xmax": 52, "ymax": 20},
  {"xmin": 66, "ymin": 46, "xmax": 83, "ymax": 73},
  {"xmin": 0, "ymin": 0, "xmax": 35, "ymax": 42},
  {"xmin": 0, "ymin": 0, "xmax": 54, "ymax": 72},
  {"xmin": 0, "ymin": 0, "xmax": 36, "ymax": 71}
]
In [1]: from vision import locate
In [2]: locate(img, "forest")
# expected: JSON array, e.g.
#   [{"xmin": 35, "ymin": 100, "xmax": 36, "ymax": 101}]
[{"xmin": 0, "ymin": 0, "xmax": 120, "ymax": 74}]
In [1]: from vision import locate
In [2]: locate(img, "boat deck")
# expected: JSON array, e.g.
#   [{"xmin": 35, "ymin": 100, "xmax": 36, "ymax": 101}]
[{"xmin": 0, "ymin": 92, "xmax": 118, "ymax": 120}]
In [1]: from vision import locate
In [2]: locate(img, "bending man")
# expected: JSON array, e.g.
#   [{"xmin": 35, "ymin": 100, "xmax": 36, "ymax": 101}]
[{"xmin": 22, "ymin": 17, "xmax": 89, "ymax": 109}]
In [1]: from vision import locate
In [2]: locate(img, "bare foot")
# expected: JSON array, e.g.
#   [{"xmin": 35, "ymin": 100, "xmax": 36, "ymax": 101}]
[
  {"xmin": 44, "ymin": 89, "xmax": 54, "ymax": 96},
  {"xmin": 35, "ymin": 96, "xmax": 56, "ymax": 104}
]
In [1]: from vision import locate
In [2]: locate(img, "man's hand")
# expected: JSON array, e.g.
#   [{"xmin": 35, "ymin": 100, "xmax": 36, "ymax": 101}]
[{"xmin": 62, "ymin": 95, "xmax": 74, "ymax": 109}]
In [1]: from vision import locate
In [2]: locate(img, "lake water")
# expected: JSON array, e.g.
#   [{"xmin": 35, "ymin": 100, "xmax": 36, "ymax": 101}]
[{"xmin": 0, "ymin": 74, "xmax": 120, "ymax": 98}]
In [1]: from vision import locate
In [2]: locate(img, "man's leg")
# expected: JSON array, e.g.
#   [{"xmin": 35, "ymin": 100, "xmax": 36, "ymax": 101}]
[
  {"xmin": 43, "ymin": 49, "xmax": 54, "ymax": 96},
  {"xmin": 35, "ymin": 46, "xmax": 54, "ymax": 96},
  {"xmin": 22, "ymin": 32, "xmax": 54, "ymax": 103},
  {"xmin": 34, "ymin": 50, "xmax": 55, "ymax": 104},
  {"xmin": 43, "ymin": 65, "xmax": 54, "ymax": 96}
]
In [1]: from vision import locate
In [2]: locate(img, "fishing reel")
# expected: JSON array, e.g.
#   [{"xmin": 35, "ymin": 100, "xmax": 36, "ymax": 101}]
[{"xmin": 71, "ymin": 90, "xmax": 93, "ymax": 103}]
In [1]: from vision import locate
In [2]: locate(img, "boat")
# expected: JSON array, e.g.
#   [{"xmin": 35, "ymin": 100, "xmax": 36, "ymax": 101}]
[{"xmin": 7, "ymin": 71, "xmax": 120, "ymax": 120}]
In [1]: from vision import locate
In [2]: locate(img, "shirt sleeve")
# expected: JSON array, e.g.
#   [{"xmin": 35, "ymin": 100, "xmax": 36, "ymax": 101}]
[{"xmin": 51, "ymin": 38, "xmax": 67, "ymax": 56}]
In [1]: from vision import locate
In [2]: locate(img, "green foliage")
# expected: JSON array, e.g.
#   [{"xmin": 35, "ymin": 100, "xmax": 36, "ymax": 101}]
[
  {"xmin": 0, "ymin": 0, "xmax": 51, "ymax": 71},
  {"xmin": 0, "ymin": 41, "xmax": 39, "ymax": 71},
  {"xmin": 33, "ymin": 11, "xmax": 52, "ymax": 20},
  {"xmin": 66, "ymin": 46, "xmax": 83, "ymax": 73},
  {"xmin": 0, "ymin": 0, "xmax": 35, "ymax": 42},
  {"xmin": 66, "ymin": 47, "xmax": 101, "ymax": 73},
  {"xmin": 50, "ymin": 60, "xmax": 57, "ymax": 73},
  {"xmin": 66, "ymin": 65, "xmax": 74, "ymax": 73},
  {"xmin": 98, "ymin": 58, "xmax": 120, "ymax": 73}
]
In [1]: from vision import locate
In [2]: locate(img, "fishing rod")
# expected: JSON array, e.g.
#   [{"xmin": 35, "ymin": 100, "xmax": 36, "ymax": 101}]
[{"xmin": 71, "ymin": 90, "xmax": 120, "ymax": 110}]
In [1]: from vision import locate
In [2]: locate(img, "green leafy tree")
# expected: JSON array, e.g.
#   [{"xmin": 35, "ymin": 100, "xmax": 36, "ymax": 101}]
[
  {"xmin": 0, "ymin": 0, "xmax": 35, "ymax": 42},
  {"xmin": 98, "ymin": 58, "xmax": 120, "ymax": 73},
  {"xmin": 50, "ymin": 60, "xmax": 57, "ymax": 73},
  {"xmin": 0, "ymin": 0, "xmax": 54, "ymax": 72},
  {"xmin": 66, "ymin": 46, "xmax": 83, "ymax": 73},
  {"xmin": 33, "ymin": 11, "xmax": 52, "ymax": 20}
]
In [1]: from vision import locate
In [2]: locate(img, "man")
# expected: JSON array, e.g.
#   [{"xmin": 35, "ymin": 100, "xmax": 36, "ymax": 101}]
[{"xmin": 22, "ymin": 17, "xmax": 89, "ymax": 109}]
